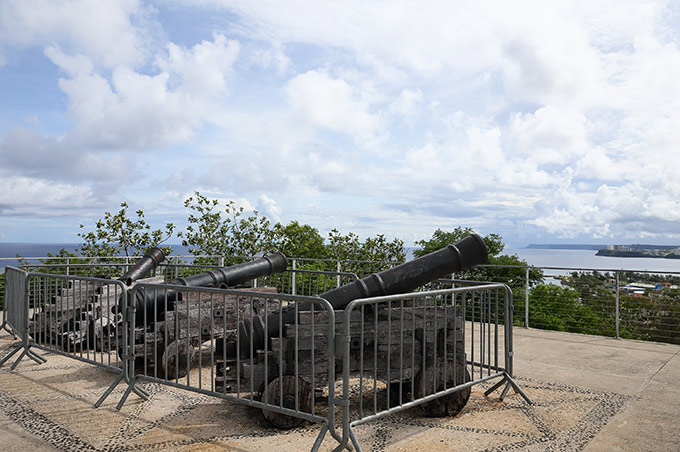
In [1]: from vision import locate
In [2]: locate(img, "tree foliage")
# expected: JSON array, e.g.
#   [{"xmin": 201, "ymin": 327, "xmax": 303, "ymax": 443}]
[
  {"xmin": 325, "ymin": 229, "xmax": 405, "ymax": 274},
  {"xmin": 272, "ymin": 221, "xmax": 326, "ymax": 261},
  {"xmin": 526, "ymin": 284, "xmax": 604, "ymax": 334},
  {"xmin": 78, "ymin": 202, "xmax": 175, "ymax": 257},
  {"xmin": 178, "ymin": 192, "xmax": 276, "ymax": 264},
  {"xmin": 179, "ymin": 192, "xmax": 406, "ymax": 273},
  {"xmin": 414, "ymin": 227, "xmax": 504, "ymax": 258}
]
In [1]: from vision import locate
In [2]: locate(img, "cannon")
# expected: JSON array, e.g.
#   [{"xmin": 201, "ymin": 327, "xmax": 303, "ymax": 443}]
[
  {"xmin": 233, "ymin": 234, "xmax": 488, "ymax": 356},
  {"xmin": 215, "ymin": 234, "xmax": 489, "ymax": 428},
  {"xmin": 126, "ymin": 252, "xmax": 289, "ymax": 378},
  {"xmin": 27, "ymin": 247, "xmax": 167, "ymax": 351},
  {"xmin": 127, "ymin": 251, "xmax": 287, "ymax": 323}
]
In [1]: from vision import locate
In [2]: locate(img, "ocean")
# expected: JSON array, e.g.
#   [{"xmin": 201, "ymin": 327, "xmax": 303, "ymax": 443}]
[
  {"xmin": 1, "ymin": 243, "xmax": 679, "ymax": 275},
  {"xmin": 506, "ymin": 247, "xmax": 680, "ymax": 275},
  {"xmin": 0, "ymin": 243, "xmax": 189, "ymax": 272}
]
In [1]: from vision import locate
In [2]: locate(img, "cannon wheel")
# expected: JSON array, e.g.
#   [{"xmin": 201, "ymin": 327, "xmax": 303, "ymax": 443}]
[
  {"xmin": 161, "ymin": 341, "xmax": 196, "ymax": 379},
  {"xmin": 414, "ymin": 359, "xmax": 471, "ymax": 417},
  {"xmin": 261, "ymin": 376, "xmax": 313, "ymax": 429}
]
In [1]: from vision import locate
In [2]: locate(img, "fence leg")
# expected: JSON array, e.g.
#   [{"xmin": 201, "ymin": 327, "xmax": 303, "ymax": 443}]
[
  {"xmin": 110, "ymin": 303, "xmax": 149, "ymax": 410},
  {"xmin": 0, "ymin": 319, "xmax": 17, "ymax": 338},
  {"xmin": 484, "ymin": 373, "xmax": 533, "ymax": 405},
  {"xmin": 310, "ymin": 422, "xmax": 331, "ymax": 452},
  {"xmin": 94, "ymin": 371, "xmax": 125, "ymax": 408},
  {"xmin": 0, "ymin": 336, "xmax": 45, "ymax": 369},
  {"xmin": 8, "ymin": 345, "xmax": 45, "ymax": 370},
  {"xmin": 0, "ymin": 343, "xmax": 23, "ymax": 367},
  {"xmin": 27, "ymin": 348, "xmax": 47, "ymax": 363}
]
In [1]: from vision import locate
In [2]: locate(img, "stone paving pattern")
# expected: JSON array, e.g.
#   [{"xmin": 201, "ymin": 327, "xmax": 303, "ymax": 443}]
[{"xmin": 0, "ymin": 327, "xmax": 678, "ymax": 451}]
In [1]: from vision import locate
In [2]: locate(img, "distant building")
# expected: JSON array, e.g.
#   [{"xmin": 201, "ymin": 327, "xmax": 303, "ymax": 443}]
[
  {"xmin": 614, "ymin": 245, "xmax": 633, "ymax": 252},
  {"xmin": 655, "ymin": 282, "xmax": 673, "ymax": 290},
  {"xmin": 622, "ymin": 284, "xmax": 647, "ymax": 296}
]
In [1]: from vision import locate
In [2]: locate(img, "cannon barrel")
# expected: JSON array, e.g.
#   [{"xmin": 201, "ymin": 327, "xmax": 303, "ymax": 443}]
[
  {"xmin": 130, "ymin": 252, "xmax": 288, "ymax": 322},
  {"xmin": 118, "ymin": 247, "xmax": 166, "ymax": 286},
  {"xmin": 318, "ymin": 233, "xmax": 488, "ymax": 310},
  {"xmin": 236, "ymin": 233, "xmax": 488, "ymax": 356}
]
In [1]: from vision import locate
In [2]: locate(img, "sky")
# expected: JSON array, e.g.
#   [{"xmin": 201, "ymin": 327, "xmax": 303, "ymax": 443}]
[{"xmin": 1, "ymin": 0, "xmax": 680, "ymax": 248}]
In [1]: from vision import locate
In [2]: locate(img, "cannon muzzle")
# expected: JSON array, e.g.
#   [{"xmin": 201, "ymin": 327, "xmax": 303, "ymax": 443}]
[{"xmin": 118, "ymin": 247, "xmax": 166, "ymax": 286}]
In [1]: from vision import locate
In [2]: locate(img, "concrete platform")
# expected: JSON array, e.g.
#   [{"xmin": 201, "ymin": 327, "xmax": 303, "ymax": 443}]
[
  {"xmin": 512, "ymin": 328, "xmax": 680, "ymax": 452},
  {"xmin": 0, "ymin": 327, "xmax": 678, "ymax": 452}
]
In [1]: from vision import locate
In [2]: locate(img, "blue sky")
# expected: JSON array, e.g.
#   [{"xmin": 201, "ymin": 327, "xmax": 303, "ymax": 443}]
[{"xmin": 1, "ymin": 0, "xmax": 680, "ymax": 247}]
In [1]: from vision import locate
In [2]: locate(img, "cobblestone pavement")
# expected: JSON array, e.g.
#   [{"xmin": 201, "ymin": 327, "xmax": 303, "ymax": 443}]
[{"xmin": 0, "ymin": 330, "xmax": 631, "ymax": 452}]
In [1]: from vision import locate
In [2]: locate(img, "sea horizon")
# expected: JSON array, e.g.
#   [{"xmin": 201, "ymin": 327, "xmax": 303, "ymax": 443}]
[{"xmin": 1, "ymin": 242, "xmax": 680, "ymax": 275}]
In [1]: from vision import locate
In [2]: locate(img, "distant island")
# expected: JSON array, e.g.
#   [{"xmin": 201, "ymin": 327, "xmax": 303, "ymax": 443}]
[
  {"xmin": 527, "ymin": 243, "xmax": 680, "ymax": 259},
  {"xmin": 596, "ymin": 245, "xmax": 680, "ymax": 259}
]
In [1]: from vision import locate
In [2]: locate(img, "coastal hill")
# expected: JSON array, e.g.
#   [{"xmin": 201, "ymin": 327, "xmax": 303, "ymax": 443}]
[
  {"xmin": 596, "ymin": 245, "xmax": 680, "ymax": 259},
  {"xmin": 527, "ymin": 243, "xmax": 680, "ymax": 259}
]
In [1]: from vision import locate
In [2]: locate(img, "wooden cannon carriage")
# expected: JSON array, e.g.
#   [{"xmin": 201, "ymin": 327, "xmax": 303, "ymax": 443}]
[
  {"xmin": 214, "ymin": 301, "xmax": 470, "ymax": 428},
  {"xmin": 212, "ymin": 234, "xmax": 487, "ymax": 428}
]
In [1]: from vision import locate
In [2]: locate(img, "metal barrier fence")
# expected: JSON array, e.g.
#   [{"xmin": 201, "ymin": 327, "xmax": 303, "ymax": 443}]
[
  {"xmin": 1, "ymin": 266, "xmax": 27, "ymax": 338},
  {"xmin": 333, "ymin": 284, "xmax": 531, "ymax": 452},
  {"xmin": 0, "ymin": 267, "xmax": 39, "ymax": 368},
  {"xmin": 1, "ymin": 265, "xmax": 532, "ymax": 451},
  {"xmin": 518, "ymin": 267, "xmax": 680, "ymax": 345},
  {"xmin": 126, "ymin": 283, "xmax": 342, "ymax": 449},
  {"xmin": 0, "ymin": 270, "xmax": 142, "ymax": 406},
  {"xmin": 4, "ymin": 256, "xmax": 679, "ymax": 345}
]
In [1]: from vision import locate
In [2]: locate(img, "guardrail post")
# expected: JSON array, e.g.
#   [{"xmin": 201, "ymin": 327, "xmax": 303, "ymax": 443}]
[
  {"xmin": 292, "ymin": 259, "xmax": 297, "ymax": 295},
  {"xmin": 336, "ymin": 261, "xmax": 341, "ymax": 287},
  {"xmin": 615, "ymin": 271, "xmax": 620, "ymax": 339},
  {"xmin": 524, "ymin": 266, "xmax": 530, "ymax": 328},
  {"xmin": 175, "ymin": 256, "xmax": 180, "ymax": 279},
  {"xmin": 66, "ymin": 257, "xmax": 70, "ymax": 276}
]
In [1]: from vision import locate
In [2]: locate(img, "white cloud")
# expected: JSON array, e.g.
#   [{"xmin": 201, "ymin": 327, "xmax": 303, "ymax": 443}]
[
  {"xmin": 191, "ymin": 0, "xmax": 502, "ymax": 76},
  {"xmin": 0, "ymin": 128, "xmax": 130, "ymax": 186},
  {"xmin": 4, "ymin": 0, "xmax": 680, "ymax": 243},
  {"xmin": 390, "ymin": 88, "xmax": 422, "ymax": 117},
  {"xmin": 43, "ymin": 45, "xmax": 94, "ymax": 76},
  {"xmin": 0, "ymin": 172, "xmax": 98, "ymax": 216},
  {"xmin": 0, "ymin": 0, "xmax": 151, "ymax": 68},
  {"xmin": 284, "ymin": 69, "xmax": 380, "ymax": 142},
  {"xmin": 257, "ymin": 194, "xmax": 281, "ymax": 222},
  {"xmin": 574, "ymin": 147, "xmax": 628, "ymax": 181},
  {"xmin": 510, "ymin": 107, "xmax": 591, "ymax": 165},
  {"xmin": 250, "ymin": 42, "xmax": 291, "ymax": 75},
  {"xmin": 47, "ymin": 34, "xmax": 239, "ymax": 148},
  {"xmin": 159, "ymin": 34, "xmax": 239, "ymax": 95}
]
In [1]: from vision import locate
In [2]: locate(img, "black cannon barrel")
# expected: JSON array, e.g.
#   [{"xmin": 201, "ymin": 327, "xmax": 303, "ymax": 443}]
[
  {"xmin": 130, "ymin": 252, "xmax": 288, "ymax": 322},
  {"xmin": 118, "ymin": 247, "xmax": 166, "ymax": 286},
  {"xmin": 318, "ymin": 233, "xmax": 488, "ymax": 309},
  {"xmin": 172, "ymin": 252, "xmax": 287, "ymax": 289},
  {"xmin": 235, "ymin": 233, "xmax": 488, "ymax": 356}
]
